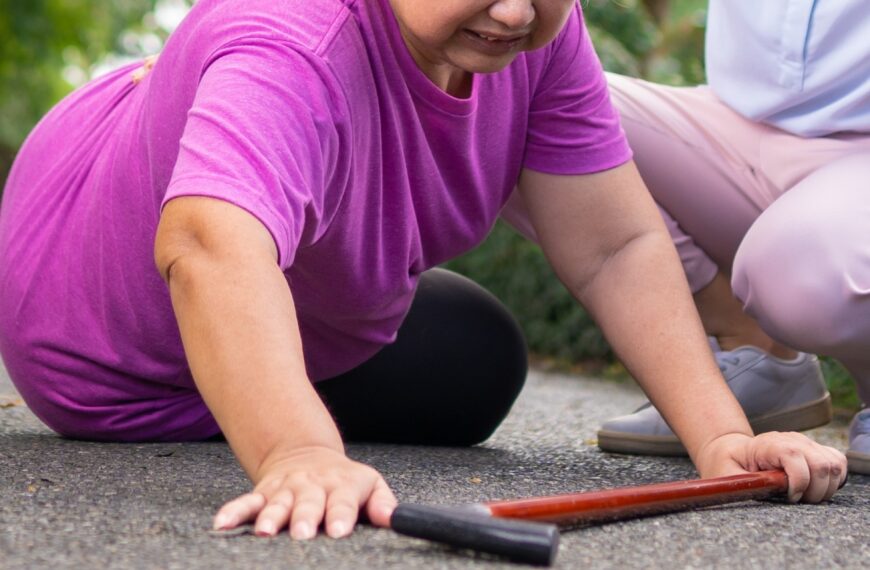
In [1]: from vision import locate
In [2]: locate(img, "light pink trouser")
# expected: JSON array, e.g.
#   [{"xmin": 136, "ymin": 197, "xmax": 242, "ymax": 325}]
[{"xmin": 502, "ymin": 73, "xmax": 870, "ymax": 405}]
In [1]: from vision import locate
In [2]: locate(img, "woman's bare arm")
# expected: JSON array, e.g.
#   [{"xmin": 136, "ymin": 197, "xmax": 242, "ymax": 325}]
[
  {"xmin": 518, "ymin": 162, "xmax": 845, "ymax": 502},
  {"xmin": 154, "ymin": 196, "xmax": 395, "ymax": 537}
]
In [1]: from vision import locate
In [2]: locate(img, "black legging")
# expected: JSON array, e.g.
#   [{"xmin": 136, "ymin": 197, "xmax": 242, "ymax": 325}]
[{"xmin": 315, "ymin": 268, "xmax": 528, "ymax": 447}]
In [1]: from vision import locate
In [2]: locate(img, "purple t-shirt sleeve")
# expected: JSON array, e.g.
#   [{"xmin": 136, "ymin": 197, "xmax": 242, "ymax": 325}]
[
  {"xmin": 524, "ymin": 7, "xmax": 632, "ymax": 175},
  {"xmin": 163, "ymin": 42, "xmax": 346, "ymax": 269}
]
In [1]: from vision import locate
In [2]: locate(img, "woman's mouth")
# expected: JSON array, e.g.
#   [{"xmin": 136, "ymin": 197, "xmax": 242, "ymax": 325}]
[
  {"xmin": 473, "ymin": 31, "xmax": 522, "ymax": 42},
  {"xmin": 462, "ymin": 29, "xmax": 527, "ymax": 55}
]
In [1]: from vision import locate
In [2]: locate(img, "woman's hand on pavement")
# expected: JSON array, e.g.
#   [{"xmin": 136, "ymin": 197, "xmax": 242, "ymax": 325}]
[
  {"xmin": 694, "ymin": 432, "xmax": 847, "ymax": 503},
  {"xmin": 212, "ymin": 446, "xmax": 397, "ymax": 539}
]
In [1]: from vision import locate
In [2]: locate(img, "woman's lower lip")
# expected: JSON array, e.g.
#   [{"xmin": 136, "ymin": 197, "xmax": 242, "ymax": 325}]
[{"xmin": 461, "ymin": 30, "xmax": 525, "ymax": 56}]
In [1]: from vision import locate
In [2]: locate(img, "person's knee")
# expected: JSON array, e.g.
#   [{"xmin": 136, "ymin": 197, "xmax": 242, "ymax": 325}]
[
  {"xmin": 327, "ymin": 269, "xmax": 529, "ymax": 447},
  {"xmin": 418, "ymin": 268, "xmax": 528, "ymax": 370},
  {"xmin": 415, "ymin": 269, "xmax": 528, "ymax": 444},
  {"xmin": 733, "ymin": 194, "xmax": 870, "ymax": 353}
]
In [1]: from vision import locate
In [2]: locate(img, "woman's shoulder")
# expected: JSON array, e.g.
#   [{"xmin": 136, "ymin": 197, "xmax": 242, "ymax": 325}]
[
  {"xmin": 175, "ymin": 0, "xmax": 359, "ymax": 54},
  {"xmin": 522, "ymin": 6, "xmax": 587, "ymax": 64},
  {"xmin": 518, "ymin": 5, "xmax": 595, "ymax": 85}
]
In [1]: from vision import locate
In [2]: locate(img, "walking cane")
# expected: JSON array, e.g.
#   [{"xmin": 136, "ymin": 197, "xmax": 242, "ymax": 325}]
[{"xmin": 391, "ymin": 470, "xmax": 791, "ymax": 566}]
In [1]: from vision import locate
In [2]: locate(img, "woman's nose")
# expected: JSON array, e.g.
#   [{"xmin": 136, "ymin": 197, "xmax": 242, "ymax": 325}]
[{"xmin": 488, "ymin": 0, "xmax": 535, "ymax": 30}]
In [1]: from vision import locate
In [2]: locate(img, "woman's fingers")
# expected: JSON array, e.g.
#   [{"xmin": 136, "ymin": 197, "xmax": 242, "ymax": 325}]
[
  {"xmin": 751, "ymin": 432, "xmax": 847, "ymax": 503},
  {"xmin": 322, "ymin": 472, "xmax": 397, "ymax": 536},
  {"xmin": 699, "ymin": 431, "xmax": 848, "ymax": 504},
  {"xmin": 213, "ymin": 492, "xmax": 267, "ymax": 530},
  {"xmin": 253, "ymin": 489, "xmax": 295, "ymax": 536},
  {"xmin": 366, "ymin": 477, "xmax": 398, "ymax": 528},
  {"xmin": 214, "ymin": 447, "xmax": 396, "ymax": 540},
  {"xmin": 325, "ymin": 486, "xmax": 365, "ymax": 538},
  {"xmin": 818, "ymin": 445, "xmax": 846, "ymax": 502},
  {"xmin": 289, "ymin": 485, "xmax": 328, "ymax": 540},
  {"xmin": 819, "ymin": 446, "xmax": 843, "ymax": 501},
  {"xmin": 779, "ymin": 446, "xmax": 813, "ymax": 503},
  {"xmin": 828, "ymin": 446, "xmax": 847, "ymax": 495},
  {"xmin": 214, "ymin": 448, "xmax": 395, "ymax": 540}
]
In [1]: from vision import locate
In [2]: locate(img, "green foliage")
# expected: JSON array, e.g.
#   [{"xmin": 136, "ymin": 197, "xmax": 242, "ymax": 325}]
[
  {"xmin": 584, "ymin": 0, "xmax": 707, "ymax": 85},
  {"xmin": 583, "ymin": 0, "xmax": 658, "ymax": 78},
  {"xmin": 0, "ymin": 0, "xmax": 164, "ymax": 180}
]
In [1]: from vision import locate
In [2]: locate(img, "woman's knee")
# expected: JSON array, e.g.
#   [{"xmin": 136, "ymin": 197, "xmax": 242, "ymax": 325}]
[
  {"xmin": 732, "ymin": 164, "xmax": 870, "ymax": 353},
  {"xmin": 412, "ymin": 269, "xmax": 529, "ymax": 438},
  {"xmin": 319, "ymin": 269, "xmax": 529, "ymax": 446},
  {"xmin": 413, "ymin": 268, "xmax": 528, "ymax": 378}
]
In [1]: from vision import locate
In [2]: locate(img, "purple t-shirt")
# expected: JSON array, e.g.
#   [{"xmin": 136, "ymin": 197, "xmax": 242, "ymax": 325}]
[{"xmin": 0, "ymin": 0, "xmax": 630, "ymax": 441}]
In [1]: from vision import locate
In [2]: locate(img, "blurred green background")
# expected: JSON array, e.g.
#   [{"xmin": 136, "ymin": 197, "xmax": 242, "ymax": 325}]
[{"xmin": 0, "ymin": 0, "xmax": 858, "ymax": 409}]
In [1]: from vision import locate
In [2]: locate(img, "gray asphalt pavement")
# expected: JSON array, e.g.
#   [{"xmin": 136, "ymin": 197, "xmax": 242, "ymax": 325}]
[{"xmin": 1, "ymin": 359, "xmax": 867, "ymax": 569}]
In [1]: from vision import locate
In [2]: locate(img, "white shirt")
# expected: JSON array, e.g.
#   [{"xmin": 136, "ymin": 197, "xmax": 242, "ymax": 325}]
[{"xmin": 706, "ymin": 0, "xmax": 870, "ymax": 136}]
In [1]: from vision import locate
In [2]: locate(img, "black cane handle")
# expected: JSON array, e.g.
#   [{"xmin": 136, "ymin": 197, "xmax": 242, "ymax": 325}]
[{"xmin": 390, "ymin": 503, "xmax": 559, "ymax": 566}]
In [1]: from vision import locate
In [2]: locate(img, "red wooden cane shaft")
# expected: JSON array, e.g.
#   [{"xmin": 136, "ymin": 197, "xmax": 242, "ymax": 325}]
[{"xmin": 485, "ymin": 470, "xmax": 788, "ymax": 524}]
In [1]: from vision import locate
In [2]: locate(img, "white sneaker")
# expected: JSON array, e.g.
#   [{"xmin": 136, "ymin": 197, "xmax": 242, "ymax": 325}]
[
  {"xmin": 847, "ymin": 409, "xmax": 870, "ymax": 475},
  {"xmin": 598, "ymin": 347, "xmax": 833, "ymax": 456}
]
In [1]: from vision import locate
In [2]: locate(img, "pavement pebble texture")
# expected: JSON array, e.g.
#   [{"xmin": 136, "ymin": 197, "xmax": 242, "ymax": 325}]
[{"xmin": 1, "ymin": 359, "xmax": 867, "ymax": 569}]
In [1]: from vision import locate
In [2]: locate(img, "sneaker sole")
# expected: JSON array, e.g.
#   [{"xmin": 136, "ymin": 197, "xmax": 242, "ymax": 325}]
[
  {"xmin": 847, "ymin": 450, "xmax": 870, "ymax": 475},
  {"xmin": 597, "ymin": 393, "xmax": 833, "ymax": 457}
]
